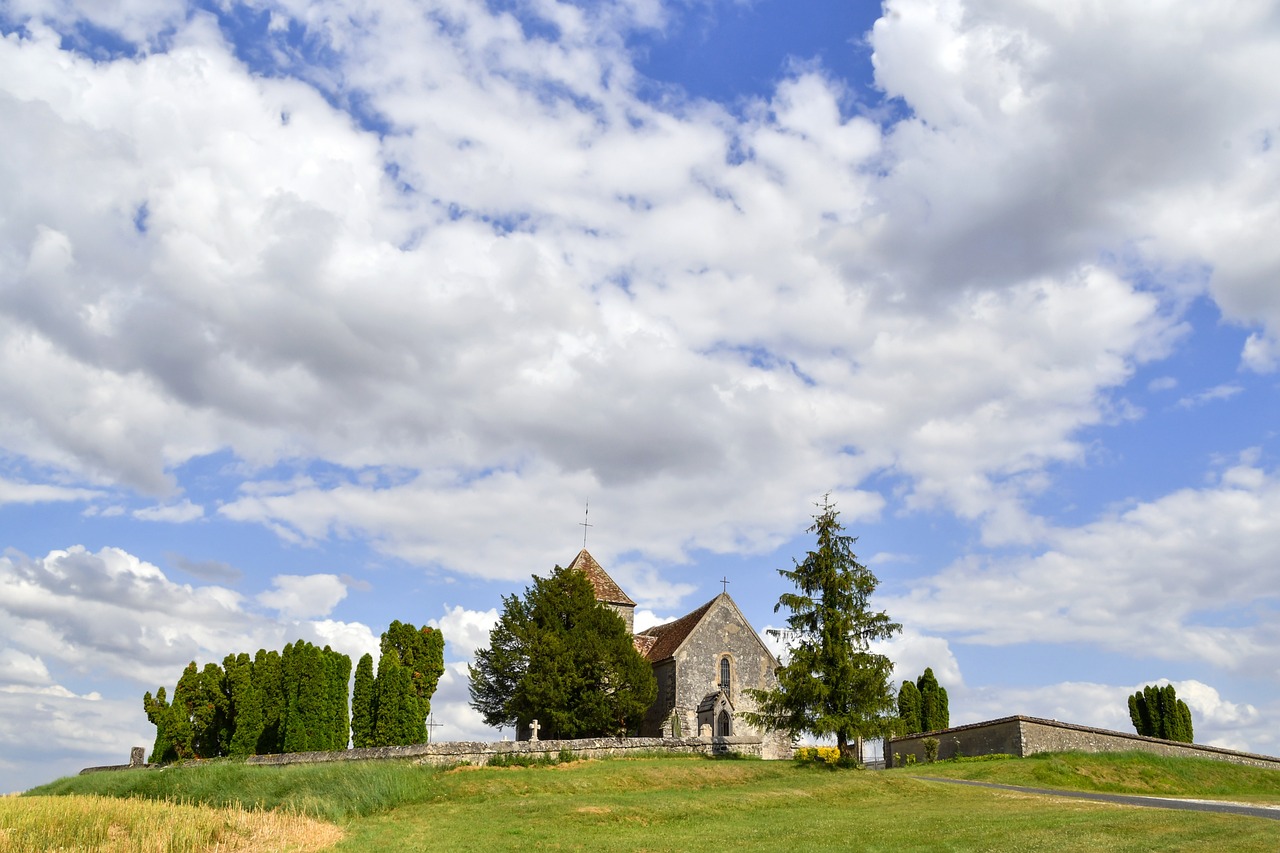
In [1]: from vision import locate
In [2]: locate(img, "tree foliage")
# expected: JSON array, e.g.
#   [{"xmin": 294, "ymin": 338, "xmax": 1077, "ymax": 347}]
[
  {"xmin": 1128, "ymin": 684, "xmax": 1194, "ymax": 743},
  {"xmin": 469, "ymin": 564, "xmax": 657, "ymax": 740},
  {"xmin": 896, "ymin": 680, "xmax": 921, "ymax": 735},
  {"xmin": 351, "ymin": 653, "xmax": 377, "ymax": 749},
  {"xmin": 143, "ymin": 640, "xmax": 352, "ymax": 761},
  {"xmin": 349, "ymin": 622, "xmax": 446, "ymax": 747},
  {"xmin": 915, "ymin": 667, "xmax": 949, "ymax": 733},
  {"xmin": 745, "ymin": 496, "xmax": 901, "ymax": 757}
]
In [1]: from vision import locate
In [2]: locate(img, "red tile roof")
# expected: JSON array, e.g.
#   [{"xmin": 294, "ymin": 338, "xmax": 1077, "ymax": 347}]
[
  {"xmin": 634, "ymin": 596, "xmax": 718, "ymax": 662},
  {"xmin": 567, "ymin": 549, "xmax": 635, "ymax": 607}
]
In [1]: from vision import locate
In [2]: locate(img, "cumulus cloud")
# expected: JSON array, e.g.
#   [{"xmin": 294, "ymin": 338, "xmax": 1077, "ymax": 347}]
[
  {"xmin": 133, "ymin": 499, "xmax": 205, "ymax": 523},
  {"xmin": 886, "ymin": 459, "xmax": 1280, "ymax": 673},
  {"xmin": 0, "ymin": 477, "xmax": 101, "ymax": 506},
  {"xmin": 0, "ymin": 0, "xmax": 1206, "ymax": 584},
  {"xmin": 431, "ymin": 605, "xmax": 500, "ymax": 663},
  {"xmin": 257, "ymin": 574, "xmax": 349, "ymax": 620},
  {"xmin": 0, "ymin": 546, "xmax": 370, "ymax": 687}
]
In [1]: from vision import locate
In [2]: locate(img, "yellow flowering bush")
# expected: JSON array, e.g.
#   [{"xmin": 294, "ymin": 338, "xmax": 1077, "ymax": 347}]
[{"xmin": 793, "ymin": 746, "xmax": 843, "ymax": 766}]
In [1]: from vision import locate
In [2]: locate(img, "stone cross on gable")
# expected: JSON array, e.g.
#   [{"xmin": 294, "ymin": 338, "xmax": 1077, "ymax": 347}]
[{"xmin": 529, "ymin": 718, "xmax": 540, "ymax": 742}]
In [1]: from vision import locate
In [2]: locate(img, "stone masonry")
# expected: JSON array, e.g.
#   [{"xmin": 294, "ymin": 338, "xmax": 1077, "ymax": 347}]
[{"xmin": 888, "ymin": 715, "xmax": 1280, "ymax": 770}]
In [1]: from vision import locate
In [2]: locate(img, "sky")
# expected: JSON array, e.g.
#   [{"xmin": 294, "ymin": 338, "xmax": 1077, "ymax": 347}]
[{"xmin": 1, "ymin": 0, "xmax": 1278, "ymax": 792}]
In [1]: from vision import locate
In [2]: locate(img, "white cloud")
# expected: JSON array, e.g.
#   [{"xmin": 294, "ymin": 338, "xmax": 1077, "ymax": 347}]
[
  {"xmin": 887, "ymin": 460, "xmax": 1280, "ymax": 673},
  {"xmin": 430, "ymin": 605, "xmax": 500, "ymax": 663},
  {"xmin": 0, "ymin": 477, "xmax": 100, "ymax": 506},
  {"xmin": 0, "ymin": 546, "xmax": 372, "ymax": 688},
  {"xmin": 0, "ymin": 688, "xmax": 146, "ymax": 793},
  {"xmin": 0, "ymin": 1, "xmax": 1196, "ymax": 583},
  {"xmin": 133, "ymin": 499, "xmax": 205, "ymax": 523},
  {"xmin": 257, "ymin": 574, "xmax": 349, "ymax": 620},
  {"xmin": 1176, "ymin": 383, "xmax": 1243, "ymax": 409}
]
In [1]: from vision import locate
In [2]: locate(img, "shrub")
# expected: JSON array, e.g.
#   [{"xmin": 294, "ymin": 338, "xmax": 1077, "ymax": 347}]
[{"xmin": 923, "ymin": 738, "xmax": 939, "ymax": 763}]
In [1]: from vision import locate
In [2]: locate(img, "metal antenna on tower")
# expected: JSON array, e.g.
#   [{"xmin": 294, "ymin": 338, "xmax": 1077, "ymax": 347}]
[{"xmin": 580, "ymin": 501, "xmax": 593, "ymax": 548}]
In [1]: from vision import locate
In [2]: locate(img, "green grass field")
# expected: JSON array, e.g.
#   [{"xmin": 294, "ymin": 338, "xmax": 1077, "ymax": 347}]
[{"xmin": 10, "ymin": 752, "xmax": 1280, "ymax": 851}]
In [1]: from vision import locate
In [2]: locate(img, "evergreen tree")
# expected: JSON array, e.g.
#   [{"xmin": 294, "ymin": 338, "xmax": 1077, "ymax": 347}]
[
  {"xmin": 1128, "ymin": 683, "xmax": 1193, "ymax": 743},
  {"xmin": 744, "ymin": 496, "xmax": 902, "ymax": 758},
  {"xmin": 470, "ymin": 564, "xmax": 657, "ymax": 739},
  {"xmin": 224, "ymin": 652, "xmax": 264, "ymax": 756},
  {"xmin": 897, "ymin": 680, "xmax": 922, "ymax": 735},
  {"xmin": 142, "ymin": 686, "xmax": 178, "ymax": 764},
  {"xmin": 351, "ymin": 653, "xmax": 377, "ymax": 748},
  {"xmin": 160, "ymin": 661, "xmax": 225, "ymax": 760},
  {"xmin": 381, "ymin": 621, "xmax": 446, "ymax": 719},
  {"xmin": 253, "ymin": 649, "xmax": 284, "ymax": 754},
  {"xmin": 917, "ymin": 667, "xmax": 949, "ymax": 732},
  {"xmin": 373, "ymin": 652, "xmax": 420, "ymax": 746}
]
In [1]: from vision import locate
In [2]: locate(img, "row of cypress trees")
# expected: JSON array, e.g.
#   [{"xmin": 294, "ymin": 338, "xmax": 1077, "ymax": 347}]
[
  {"xmin": 1128, "ymin": 683, "xmax": 1194, "ymax": 743},
  {"xmin": 896, "ymin": 667, "xmax": 950, "ymax": 735},
  {"xmin": 142, "ymin": 622, "xmax": 444, "ymax": 762},
  {"xmin": 143, "ymin": 641, "xmax": 351, "ymax": 762}
]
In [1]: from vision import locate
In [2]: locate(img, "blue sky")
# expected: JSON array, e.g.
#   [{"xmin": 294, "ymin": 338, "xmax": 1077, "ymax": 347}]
[{"xmin": 2, "ymin": 0, "xmax": 1280, "ymax": 791}]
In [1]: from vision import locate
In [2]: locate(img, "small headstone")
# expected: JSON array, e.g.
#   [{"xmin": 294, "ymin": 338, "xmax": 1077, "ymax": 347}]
[
  {"xmin": 129, "ymin": 747, "xmax": 145, "ymax": 767},
  {"xmin": 699, "ymin": 723, "xmax": 712, "ymax": 739},
  {"xmin": 529, "ymin": 719, "xmax": 540, "ymax": 742}
]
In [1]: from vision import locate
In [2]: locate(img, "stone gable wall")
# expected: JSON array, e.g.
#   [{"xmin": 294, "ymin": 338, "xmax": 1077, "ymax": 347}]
[
  {"xmin": 664, "ymin": 599, "xmax": 790, "ymax": 760},
  {"xmin": 887, "ymin": 716, "xmax": 1280, "ymax": 770}
]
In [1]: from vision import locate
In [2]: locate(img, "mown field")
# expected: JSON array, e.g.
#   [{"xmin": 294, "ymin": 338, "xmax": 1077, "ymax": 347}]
[{"xmin": 6, "ymin": 751, "xmax": 1280, "ymax": 852}]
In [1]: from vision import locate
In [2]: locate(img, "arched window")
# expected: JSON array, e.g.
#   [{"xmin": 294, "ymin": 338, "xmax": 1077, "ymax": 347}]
[
  {"xmin": 719, "ymin": 657, "xmax": 731, "ymax": 691},
  {"xmin": 717, "ymin": 709, "xmax": 732, "ymax": 737}
]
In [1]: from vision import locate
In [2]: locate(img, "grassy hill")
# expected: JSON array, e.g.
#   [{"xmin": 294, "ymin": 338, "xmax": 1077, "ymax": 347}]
[{"xmin": 6, "ymin": 752, "xmax": 1280, "ymax": 851}]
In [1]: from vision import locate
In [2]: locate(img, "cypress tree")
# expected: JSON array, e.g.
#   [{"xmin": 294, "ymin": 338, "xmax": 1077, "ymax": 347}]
[
  {"xmin": 381, "ymin": 621, "xmax": 445, "ymax": 722},
  {"xmin": 253, "ymin": 649, "xmax": 284, "ymax": 754},
  {"xmin": 1128, "ymin": 683, "xmax": 1193, "ymax": 743},
  {"xmin": 352, "ymin": 653, "xmax": 377, "ymax": 748},
  {"xmin": 225, "ymin": 653, "xmax": 263, "ymax": 756},
  {"xmin": 897, "ymin": 681, "xmax": 922, "ymax": 735},
  {"xmin": 142, "ymin": 686, "xmax": 178, "ymax": 764},
  {"xmin": 373, "ymin": 652, "xmax": 420, "ymax": 746},
  {"xmin": 323, "ymin": 646, "xmax": 352, "ymax": 750},
  {"xmin": 917, "ymin": 668, "xmax": 946, "ymax": 732}
]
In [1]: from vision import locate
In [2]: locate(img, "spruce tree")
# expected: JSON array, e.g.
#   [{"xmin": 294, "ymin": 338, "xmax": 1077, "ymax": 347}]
[
  {"xmin": 351, "ymin": 653, "xmax": 377, "ymax": 748},
  {"xmin": 743, "ymin": 496, "xmax": 902, "ymax": 758}
]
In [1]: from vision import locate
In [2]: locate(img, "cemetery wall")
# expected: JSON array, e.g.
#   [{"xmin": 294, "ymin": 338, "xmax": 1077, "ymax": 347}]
[
  {"xmin": 244, "ymin": 734, "xmax": 764, "ymax": 768},
  {"xmin": 888, "ymin": 715, "xmax": 1280, "ymax": 770}
]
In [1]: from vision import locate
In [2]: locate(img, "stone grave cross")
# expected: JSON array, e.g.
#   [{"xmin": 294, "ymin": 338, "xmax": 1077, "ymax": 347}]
[{"xmin": 530, "ymin": 719, "xmax": 540, "ymax": 742}]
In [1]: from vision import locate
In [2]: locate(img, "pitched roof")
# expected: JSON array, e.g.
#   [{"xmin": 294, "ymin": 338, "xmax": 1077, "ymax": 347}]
[
  {"xmin": 633, "ymin": 596, "xmax": 718, "ymax": 662},
  {"xmin": 567, "ymin": 549, "xmax": 635, "ymax": 607}
]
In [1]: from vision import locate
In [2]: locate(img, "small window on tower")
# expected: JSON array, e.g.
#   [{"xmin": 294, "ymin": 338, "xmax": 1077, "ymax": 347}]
[{"xmin": 720, "ymin": 656, "xmax": 731, "ymax": 691}]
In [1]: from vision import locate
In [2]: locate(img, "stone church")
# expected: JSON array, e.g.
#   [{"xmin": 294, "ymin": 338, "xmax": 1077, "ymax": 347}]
[{"xmin": 567, "ymin": 549, "xmax": 793, "ymax": 760}]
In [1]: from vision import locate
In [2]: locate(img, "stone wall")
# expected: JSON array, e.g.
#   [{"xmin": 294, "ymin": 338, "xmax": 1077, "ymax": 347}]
[
  {"xmin": 887, "ymin": 715, "xmax": 1280, "ymax": 770},
  {"xmin": 244, "ymin": 734, "xmax": 767, "ymax": 769}
]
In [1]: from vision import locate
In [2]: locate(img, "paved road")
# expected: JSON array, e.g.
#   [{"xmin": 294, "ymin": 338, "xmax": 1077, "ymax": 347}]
[{"xmin": 917, "ymin": 777, "xmax": 1280, "ymax": 821}]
